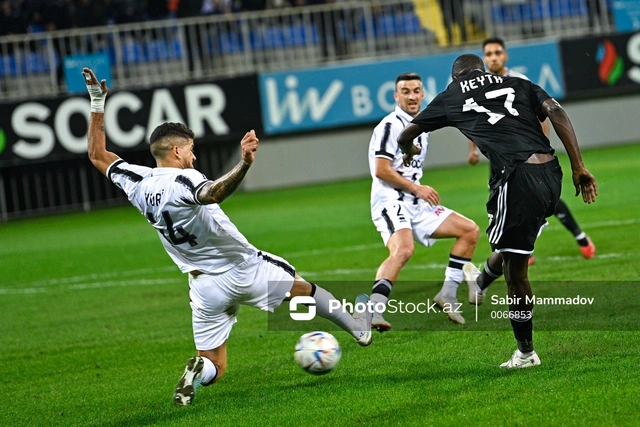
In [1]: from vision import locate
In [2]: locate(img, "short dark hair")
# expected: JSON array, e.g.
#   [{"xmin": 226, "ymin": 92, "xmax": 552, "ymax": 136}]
[
  {"xmin": 451, "ymin": 54, "xmax": 485, "ymax": 80},
  {"xmin": 150, "ymin": 122, "xmax": 194, "ymax": 145},
  {"xmin": 482, "ymin": 37, "xmax": 506, "ymax": 50},
  {"xmin": 395, "ymin": 72, "xmax": 422, "ymax": 86},
  {"xmin": 149, "ymin": 122, "xmax": 195, "ymax": 159}
]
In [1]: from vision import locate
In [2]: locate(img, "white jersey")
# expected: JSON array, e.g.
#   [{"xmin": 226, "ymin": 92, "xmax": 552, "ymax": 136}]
[
  {"xmin": 368, "ymin": 105, "xmax": 429, "ymax": 213},
  {"xmin": 504, "ymin": 67, "xmax": 529, "ymax": 80},
  {"xmin": 107, "ymin": 159, "xmax": 257, "ymax": 275}
]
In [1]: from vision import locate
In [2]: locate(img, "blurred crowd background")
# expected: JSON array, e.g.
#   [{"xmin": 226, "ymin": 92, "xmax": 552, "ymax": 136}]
[{"xmin": 1, "ymin": 0, "xmax": 365, "ymax": 35}]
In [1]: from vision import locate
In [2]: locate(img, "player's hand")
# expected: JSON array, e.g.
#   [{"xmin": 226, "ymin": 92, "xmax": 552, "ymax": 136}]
[
  {"xmin": 572, "ymin": 166, "xmax": 598, "ymax": 204},
  {"xmin": 413, "ymin": 184, "xmax": 440, "ymax": 206},
  {"xmin": 82, "ymin": 67, "xmax": 108, "ymax": 112},
  {"xmin": 241, "ymin": 130, "xmax": 259, "ymax": 166},
  {"xmin": 402, "ymin": 142, "xmax": 422, "ymax": 167},
  {"xmin": 468, "ymin": 150, "xmax": 479, "ymax": 165}
]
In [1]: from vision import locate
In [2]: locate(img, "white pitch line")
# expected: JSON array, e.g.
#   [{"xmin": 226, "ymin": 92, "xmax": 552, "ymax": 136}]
[
  {"xmin": 0, "ymin": 279, "xmax": 178, "ymax": 295},
  {"xmin": 283, "ymin": 243, "xmax": 381, "ymax": 258},
  {"xmin": 10, "ymin": 266, "xmax": 177, "ymax": 289}
]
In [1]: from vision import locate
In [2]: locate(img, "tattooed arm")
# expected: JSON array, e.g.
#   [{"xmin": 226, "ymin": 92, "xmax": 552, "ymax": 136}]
[
  {"xmin": 197, "ymin": 130, "xmax": 259, "ymax": 205},
  {"xmin": 197, "ymin": 161, "xmax": 250, "ymax": 204},
  {"xmin": 84, "ymin": 68, "xmax": 120, "ymax": 176}
]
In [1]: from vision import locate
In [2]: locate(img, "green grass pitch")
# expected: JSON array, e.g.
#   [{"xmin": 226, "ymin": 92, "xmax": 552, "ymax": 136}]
[{"xmin": 1, "ymin": 143, "xmax": 639, "ymax": 426}]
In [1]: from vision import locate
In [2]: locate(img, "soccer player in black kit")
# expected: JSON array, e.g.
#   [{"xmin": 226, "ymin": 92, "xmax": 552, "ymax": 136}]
[{"xmin": 398, "ymin": 54, "xmax": 598, "ymax": 368}]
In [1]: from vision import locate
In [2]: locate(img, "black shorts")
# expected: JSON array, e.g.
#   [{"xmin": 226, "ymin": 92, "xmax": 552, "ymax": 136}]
[{"xmin": 486, "ymin": 158, "xmax": 562, "ymax": 254}]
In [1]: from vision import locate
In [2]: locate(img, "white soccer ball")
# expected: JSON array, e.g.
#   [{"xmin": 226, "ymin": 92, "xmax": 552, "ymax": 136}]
[{"xmin": 294, "ymin": 331, "xmax": 342, "ymax": 375}]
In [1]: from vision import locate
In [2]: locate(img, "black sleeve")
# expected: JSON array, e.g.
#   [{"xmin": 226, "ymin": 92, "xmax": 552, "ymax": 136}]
[
  {"xmin": 411, "ymin": 94, "xmax": 450, "ymax": 132},
  {"xmin": 528, "ymin": 81, "xmax": 552, "ymax": 119}
]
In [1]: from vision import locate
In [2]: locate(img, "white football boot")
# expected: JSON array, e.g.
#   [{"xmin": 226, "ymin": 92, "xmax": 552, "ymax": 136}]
[
  {"xmin": 500, "ymin": 350, "xmax": 541, "ymax": 369},
  {"xmin": 371, "ymin": 312, "xmax": 392, "ymax": 333},
  {"xmin": 352, "ymin": 293, "xmax": 373, "ymax": 346},
  {"xmin": 434, "ymin": 292, "xmax": 465, "ymax": 325},
  {"xmin": 463, "ymin": 263, "xmax": 485, "ymax": 306}
]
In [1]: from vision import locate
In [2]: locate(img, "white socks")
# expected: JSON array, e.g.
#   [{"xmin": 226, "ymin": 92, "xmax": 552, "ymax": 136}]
[
  {"xmin": 370, "ymin": 292, "xmax": 389, "ymax": 315},
  {"xmin": 441, "ymin": 266, "xmax": 464, "ymax": 298},
  {"xmin": 200, "ymin": 356, "xmax": 218, "ymax": 385},
  {"xmin": 313, "ymin": 286, "xmax": 361, "ymax": 337}
]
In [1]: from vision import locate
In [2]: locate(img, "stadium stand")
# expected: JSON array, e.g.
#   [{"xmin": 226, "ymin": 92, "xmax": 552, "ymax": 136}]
[{"xmin": 0, "ymin": 0, "xmax": 615, "ymax": 100}]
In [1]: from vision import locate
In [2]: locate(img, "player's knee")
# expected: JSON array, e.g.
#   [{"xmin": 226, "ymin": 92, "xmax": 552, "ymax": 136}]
[
  {"xmin": 457, "ymin": 220, "xmax": 479, "ymax": 243},
  {"xmin": 391, "ymin": 245, "xmax": 414, "ymax": 265},
  {"xmin": 468, "ymin": 222, "xmax": 480, "ymax": 242}
]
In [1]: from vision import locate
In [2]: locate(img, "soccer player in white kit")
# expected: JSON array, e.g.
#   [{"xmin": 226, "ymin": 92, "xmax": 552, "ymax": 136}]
[
  {"xmin": 82, "ymin": 68, "xmax": 372, "ymax": 406},
  {"xmin": 367, "ymin": 73, "xmax": 481, "ymax": 328}
]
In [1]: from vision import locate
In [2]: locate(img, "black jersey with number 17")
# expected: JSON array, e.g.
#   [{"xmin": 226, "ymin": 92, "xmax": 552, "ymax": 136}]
[{"xmin": 412, "ymin": 69, "xmax": 554, "ymax": 185}]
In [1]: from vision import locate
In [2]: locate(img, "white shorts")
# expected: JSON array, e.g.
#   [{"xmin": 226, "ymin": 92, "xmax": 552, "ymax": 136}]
[
  {"xmin": 188, "ymin": 251, "xmax": 295, "ymax": 351},
  {"xmin": 372, "ymin": 200, "xmax": 453, "ymax": 247}
]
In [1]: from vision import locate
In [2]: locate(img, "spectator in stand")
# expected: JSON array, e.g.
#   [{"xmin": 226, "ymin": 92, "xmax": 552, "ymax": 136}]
[
  {"xmin": 438, "ymin": 0, "xmax": 466, "ymax": 45},
  {"xmin": 168, "ymin": 0, "xmax": 180, "ymax": 16},
  {"xmin": 0, "ymin": 0, "xmax": 27, "ymax": 36}
]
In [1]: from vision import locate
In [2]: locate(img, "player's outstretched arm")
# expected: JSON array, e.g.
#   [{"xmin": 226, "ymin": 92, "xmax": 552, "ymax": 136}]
[
  {"xmin": 397, "ymin": 123, "xmax": 423, "ymax": 166},
  {"xmin": 197, "ymin": 130, "xmax": 258, "ymax": 205},
  {"xmin": 542, "ymin": 98, "xmax": 598, "ymax": 204},
  {"xmin": 468, "ymin": 140, "xmax": 479, "ymax": 165},
  {"xmin": 83, "ymin": 68, "xmax": 119, "ymax": 176}
]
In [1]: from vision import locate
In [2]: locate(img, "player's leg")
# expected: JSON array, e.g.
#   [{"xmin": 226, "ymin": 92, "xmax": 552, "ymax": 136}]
[
  {"xmin": 371, "ymin": 228, "xmax": 414, "ymax": 331},
  {"xmin": 427, "ymin": 210, "xmax": 479, "ymax": 324},
  {"xmin": 494, "ymin": 159, "xmax": 561, "ymax": 368},
  {"xmin": 175, "ymin": 273, "xmax": 237, "ymax": 406},
  {"xmin": 175, "ymin": 343, "xmax": 227, "ymax": 407},
  {"xmin": 466, "ymin": 182, "xmax": 513, "ymax": 304},
  {"xmin": 499, "ymin": 251, "xmax": 540, "ymax": 368},
  {"xmin": 288, "ymin": 278, "xmax": 372, "ymax": 347},
  {"xmin": 243, "ymin": 251, "xmax": 372, "ymax": 346},
  {"xmin": 370, "ymin": 202, "xmax": 415, "ymax": 332},
  {"xmin": 197, "ymin": 344, "xmax": 227, "ymax": 381},
  {"xmin": 555, "ymin": 198, "xmax": 596, "ymax": 258},
  {"xmin": 471, "ymin": 252, "xmax": 504, "ymax": 293},
  {"xmin": 374, "ymin": 228, "xmax": 415, "ymax": 283}
]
